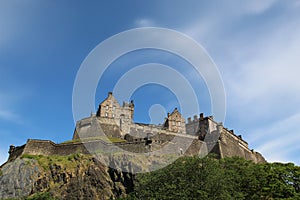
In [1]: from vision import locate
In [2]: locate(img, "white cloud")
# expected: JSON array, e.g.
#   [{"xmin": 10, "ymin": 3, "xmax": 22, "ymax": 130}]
[
  {"xmin": 0, "ymin": 109, "xmax": 21, "ymax": 123},
  {"xmin": 251, "ymin": 112, "xmax": 300, "ymax": 164},
  {"xmin": 242, "ymin": 0, "xmax": 278, "ymax": 14},
  {"xmin": 0, "ymin": 110, "xmax": 18, "ymax": 120},
  {"xmin": 222, "ymin": 15, "xmax": 300, "ymax": 127},
  {"xmin": 229, "ymin": 20, "xmax": 300, "ymax": 91},
  {"xmin": 134, "ymin": 18, "xmax": 155, "ymax": 27},
  {"xmin": 182, "ymin": 0, "xmax": 279, "ymax": 42},
  {"xmin": 178, "ymin": 2, "xmax": 300, "ymax": 164},
  {"xmin": 222, "ymin": 21, "xmax": 300, "ymax": 162},
  {"xmin": 0, "ymin": 92, "xmax": 24, "ymax": 123}
]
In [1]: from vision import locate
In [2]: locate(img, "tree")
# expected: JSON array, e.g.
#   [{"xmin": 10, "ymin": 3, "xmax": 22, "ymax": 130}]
[{"xmin": 122, "ymin": 155, "xmax": 300, "ymax": 200}]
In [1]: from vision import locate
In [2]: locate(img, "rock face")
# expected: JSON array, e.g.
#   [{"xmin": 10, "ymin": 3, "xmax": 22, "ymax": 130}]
[
  {"xmin": 0, "ymin": 154, "xmax": 133, "ymax": 200},
  {"xmin": 0, "ymin": 158, "xmax": 40, "ymax": 199}
]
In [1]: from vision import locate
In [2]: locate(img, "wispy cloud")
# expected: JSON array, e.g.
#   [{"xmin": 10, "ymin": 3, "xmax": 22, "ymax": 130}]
[
  {"xmin": 0, "ymin": 109, "xmax": 22, "ymax": 123},
  {"xmin": 182, "ymin": 0, "xmax": 279, "ymax": 41},
  {"xmin": 251, "ymin": 112, "xmax": 300, "ymax": 164},
  {"xmin": 241, "ymin": 0, "xmax": 278, "ymax": 14},
  {"xmin": 0, "ymin": 92, "xmax": 25, "ymax": 124},
  {"xmin": 134, "ymin": 18, "xmax": 156, "ymax": 27},
  {"xmin": 176, "ymin": 1, "xmax": 300, "ymax": 164}
]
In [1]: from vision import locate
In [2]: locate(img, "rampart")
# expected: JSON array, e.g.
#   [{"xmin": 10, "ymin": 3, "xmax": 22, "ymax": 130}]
[{"xmin": 7, "ymin": 135, "xmax": 207, "ymax": 162}]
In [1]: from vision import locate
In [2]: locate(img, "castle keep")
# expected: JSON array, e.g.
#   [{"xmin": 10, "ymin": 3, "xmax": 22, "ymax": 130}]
[{"xmin": 7, "ymin": 92, "xmax": 266, "ymax": 164}]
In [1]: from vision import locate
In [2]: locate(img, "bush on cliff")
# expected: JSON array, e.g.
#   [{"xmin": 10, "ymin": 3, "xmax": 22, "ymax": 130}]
[{"xmin": 26, "ymin": 192, "xmax": 57, "ymax": 200}]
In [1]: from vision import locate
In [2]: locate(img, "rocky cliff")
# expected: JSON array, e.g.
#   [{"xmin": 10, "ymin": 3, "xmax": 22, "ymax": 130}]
[{"xmin": 0, "ymin": 154, "xmax": 134, "ymax": 200}]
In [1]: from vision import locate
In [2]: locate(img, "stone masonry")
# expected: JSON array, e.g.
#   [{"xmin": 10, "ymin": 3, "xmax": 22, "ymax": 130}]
[{"xmin": 6, "ymin": 92, "xmax": 266, "ymax": 164}]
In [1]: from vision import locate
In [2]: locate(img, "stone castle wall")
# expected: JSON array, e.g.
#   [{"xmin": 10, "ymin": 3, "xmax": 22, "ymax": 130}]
[
  {"xmin": 6, "ymin": 93, "xmax": 266, "ymax": 164},
  {"xmin": 8, "ymin": 139, "xmax": 91, "ymax": 159},
  {"xmin": 7, "ymin": 134, "xmax": 265, "ymax": 164},
  {"xmin": 7, "ymin": 134, "xmax": 207, "ymax": 162}
]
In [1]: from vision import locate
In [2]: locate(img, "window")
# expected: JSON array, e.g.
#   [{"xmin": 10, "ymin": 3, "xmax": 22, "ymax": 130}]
[
  {"xmin": 113, "ymin": 106, "xmax": 116, "ymax": 110},
  {"xmin": 106, "ymin": 105, "xmax": 109, "ymax": 110},
  {"xmin": 178, "ymin": 122, "xmax": 181, "ymax": 126},
  {"xmin": 105, "ymin": 112, "xmax": 108, "ymax": 117},
  {"xmin": 112, "ymin": 114, "xmax": 115, "ymax": 118}
]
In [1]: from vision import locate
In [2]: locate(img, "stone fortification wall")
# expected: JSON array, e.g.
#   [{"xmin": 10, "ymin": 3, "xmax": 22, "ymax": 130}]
[
  {"xmin": 73, "ymin": 116, "xmax": 123, "ymax": 140},
  {"xmin": 8, "ymin": 133, "xmax": 205, "ymax": 162},
  {"xmin": 7, "ymin": 110, "xmax": 265, "ymax": 164},
  {"xmin": 215, "ymin": 131, "xmax": 266, "ymax": 163},
  {"xmin": 184, "ymin": 139, "xmax": 207, "ymax": 156},
  {"xmin": 22, "ymin": 139, "xmax": 90, "ymax": 156},
  {"xmin": 7, "ymin": 139, "xmax": 154, "ymax": 160},
  {"xmin": 7, "ymin": 135, "xmax": 264, "ymax": 164}
]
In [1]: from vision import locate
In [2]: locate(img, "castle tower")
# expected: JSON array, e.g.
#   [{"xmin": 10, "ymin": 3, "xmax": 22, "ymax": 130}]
[
  {"xmin": 164, "ymin": 108, "xmax": 186, "ymax": 134},
  {"xmin": 96, "ymin": 92, "xmax": 121, "ymax": 119},
  {"xmin": 96, "ymin": 92, "xmax": 134, "ymax": 135}
]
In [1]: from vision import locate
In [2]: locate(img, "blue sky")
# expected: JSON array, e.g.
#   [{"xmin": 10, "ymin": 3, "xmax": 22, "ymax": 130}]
[{"xmin": 1, "ymin": 0, "xmax": 300, "ymax": 165}]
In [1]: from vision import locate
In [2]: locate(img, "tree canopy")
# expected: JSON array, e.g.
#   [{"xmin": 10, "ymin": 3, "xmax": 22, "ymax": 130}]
[{"xmin": 123, "ymin": 155, "xmax": 300, "ymax": 200}]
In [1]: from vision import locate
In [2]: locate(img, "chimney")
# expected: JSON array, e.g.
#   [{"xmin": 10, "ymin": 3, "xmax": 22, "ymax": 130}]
[
  {"xmin": 187, "ymin": 117, "xmax": 192, "ymax": 123},
  {"xmin": 200, "ymin": 113, "xmax": 204, "ymax": 120},
  {"xmin": 9, "ymin": 145, "xmax": 15, "ymax": 154},
  {"xmin": 193, "ymin": 115, "xmax": 198, "ymax": 121},
  {"xmin": 108, "ymin": 92, "xmax": 112, "ymax": 97}
]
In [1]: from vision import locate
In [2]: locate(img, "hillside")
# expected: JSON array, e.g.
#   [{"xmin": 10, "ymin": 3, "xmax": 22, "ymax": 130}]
[
  {"xmin": 0, "ymin": 154, "xmax": 133, "ymax": 200},
  {"xmin": 1, "ymin": 154, "xmax": 300, "ymax": 199}
]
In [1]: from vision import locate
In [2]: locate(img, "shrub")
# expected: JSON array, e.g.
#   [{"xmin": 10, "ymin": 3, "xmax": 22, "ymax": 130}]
[{"xmin": 25, "ymin": 192, "xmax": 57, "ymax": 200}]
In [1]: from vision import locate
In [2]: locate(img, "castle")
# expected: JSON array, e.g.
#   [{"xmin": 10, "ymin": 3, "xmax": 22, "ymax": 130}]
[{"xmin": 6, "ymin": 92, "xmax": 266, "ymax": 164}]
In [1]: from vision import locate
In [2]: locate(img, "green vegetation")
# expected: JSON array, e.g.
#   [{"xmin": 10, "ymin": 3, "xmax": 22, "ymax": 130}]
[
  {"xmin": 18, "ymin": 153, "xmax": 300, "ymax": 199},
  {"xmin": 25, "ymin": 192, "xmax": 58, "ymax": 200},
  {"xmin": 21, "ymin": 153, "xmax": 89, "ymax": 170},
  {"xmin": 124, "ymin": 155, "xmax": 300, "ymax": 200},
  {"xmin": 61, "ymin": 136, "xmax": 126, "ymax": 144},
  {"xmin": 4, "ymin": 192, "xmax": 57, "ymax": 200},
  {"xmin": 61, "ymin": 139, "xmax": 82, "ymax": 144},
  {"xmin": 107, "ymin": 136, "xmax": 127, "ymax": 143}
]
